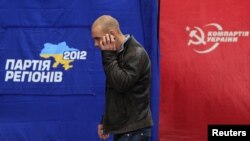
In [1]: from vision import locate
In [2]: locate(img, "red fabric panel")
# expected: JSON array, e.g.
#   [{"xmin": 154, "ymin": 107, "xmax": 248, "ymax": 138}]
[{"xmin": 159, "ymin": 0, "xmax": 250, "ymax": 140}]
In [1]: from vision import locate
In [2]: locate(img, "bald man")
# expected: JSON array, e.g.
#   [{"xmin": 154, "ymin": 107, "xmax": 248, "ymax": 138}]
[{"xmin": 91, "ymin": 15, "xmax": 153, "ymax": 141}]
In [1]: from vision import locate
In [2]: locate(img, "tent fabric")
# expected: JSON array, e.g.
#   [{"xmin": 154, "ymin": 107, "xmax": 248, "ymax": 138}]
[
  {"xmin": 0, "ymin": 0, "xmax": 159, "ymax": 140},
  {"xmin": 159, "ymin": 0, "xmax": 250, "ymax": 140}
]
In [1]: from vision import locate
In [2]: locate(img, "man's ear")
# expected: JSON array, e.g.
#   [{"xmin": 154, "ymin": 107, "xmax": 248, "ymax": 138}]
[
  {"xmin": 109, "ymin": 31, "xmax": 116, "ymax": 41},
  {"xmin": 109, "ymin": 30, "xmax": 115, "ymax": 36}
]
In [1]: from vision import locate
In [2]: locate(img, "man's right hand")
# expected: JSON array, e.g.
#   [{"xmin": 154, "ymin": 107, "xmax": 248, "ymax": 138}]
[
  {"xmin": 98, "ymin": 124, "xmax": 109, "ymax": 140},
  {"xmin": 99, "ymin": 34, "xmax": 116, "ymax": 51}
]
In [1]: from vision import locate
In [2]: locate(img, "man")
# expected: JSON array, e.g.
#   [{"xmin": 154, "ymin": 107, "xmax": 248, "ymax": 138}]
[{"xmin": 91, "ymin": 15, "xmax": 153, "ymax": 141}]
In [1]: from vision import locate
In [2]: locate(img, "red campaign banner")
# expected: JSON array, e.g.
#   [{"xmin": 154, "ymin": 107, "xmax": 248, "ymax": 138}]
[{"xmin": 159, "ymin": 0, "xmax": 250, "ymax": 141}]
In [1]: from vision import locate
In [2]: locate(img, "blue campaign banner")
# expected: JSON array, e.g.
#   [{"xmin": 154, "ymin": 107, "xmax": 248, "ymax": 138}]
[
  {"xmin": 0, "ymin": 0, "xmax": 100, "ymax": 95},
  {"xmin": 0, "ymin": 0, "xmax": 159, "ymax": 141}
]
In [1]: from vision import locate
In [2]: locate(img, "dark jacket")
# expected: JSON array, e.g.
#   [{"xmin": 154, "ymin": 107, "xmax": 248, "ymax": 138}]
[{"xmin": 101, "ymin": 36, "xmax": 153, "ymax": 134}]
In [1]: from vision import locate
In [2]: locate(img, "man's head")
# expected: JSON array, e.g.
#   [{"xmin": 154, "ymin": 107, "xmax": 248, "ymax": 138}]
[{"xmin": 91, "ymin": 15, "xmax": 122, "ymax": 48}]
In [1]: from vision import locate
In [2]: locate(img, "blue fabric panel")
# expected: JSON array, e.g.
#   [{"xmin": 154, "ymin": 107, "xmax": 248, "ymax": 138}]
[
  {"xmin": 140, "ymin": 0, "xmax": 160, "ymax": 140},
  {"xmin": 0, "ymin": 0, "xmax": 159, "ymax": 140}
]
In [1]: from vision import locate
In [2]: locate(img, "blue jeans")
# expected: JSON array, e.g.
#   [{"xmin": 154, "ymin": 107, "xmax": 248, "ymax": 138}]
[{"xmin": 113, "ymin": 127, "xmax": 151, "ymax": 141}]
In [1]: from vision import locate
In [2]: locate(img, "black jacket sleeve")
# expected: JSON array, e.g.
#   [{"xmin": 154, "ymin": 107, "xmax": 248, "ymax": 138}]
[{"xmin": 101, "ymin": 50, "xmax": 143, "ymax": 93}]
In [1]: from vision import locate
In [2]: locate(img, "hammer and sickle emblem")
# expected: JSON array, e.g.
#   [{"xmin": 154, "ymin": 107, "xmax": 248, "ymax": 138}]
[{"xmin": 186, "ymin": 26, "xmax": 206, "ymax": 46}]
